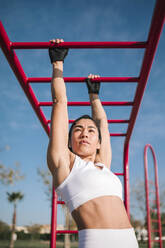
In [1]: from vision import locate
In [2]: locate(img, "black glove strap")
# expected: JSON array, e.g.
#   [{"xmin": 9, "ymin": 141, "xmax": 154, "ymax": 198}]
[
  {"xmin": 49, "ymin": 47, "xmax": 69, "ymax": 63},
  {"xmin": 85, "ymin": 78, "xmax": 100, "ymax": 94}
]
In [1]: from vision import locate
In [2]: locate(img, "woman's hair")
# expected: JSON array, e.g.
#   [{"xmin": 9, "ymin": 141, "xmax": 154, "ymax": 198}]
[{"xmin": 68, "ymin": 114, "xmax": 102, "ymax": 152}]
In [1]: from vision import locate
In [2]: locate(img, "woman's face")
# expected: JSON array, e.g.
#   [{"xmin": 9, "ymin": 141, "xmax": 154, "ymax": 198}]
[{"xmin": 70, "ymin": 118, "xmax": 100, "ymax": 157}]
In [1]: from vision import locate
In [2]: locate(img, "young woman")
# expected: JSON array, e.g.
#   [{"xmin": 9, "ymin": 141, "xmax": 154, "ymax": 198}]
[{"xmin": 47, "ymin": 39, "xmax": 139, "ymax": 248}]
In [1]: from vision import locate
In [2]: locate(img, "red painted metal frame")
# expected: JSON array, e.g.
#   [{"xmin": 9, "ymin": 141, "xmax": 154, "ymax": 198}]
[
  {"xmin": 123, "ymin": 143, "xmax": 130, "ymax": 216},
  {"xmin": 125, "ymin": 0, "xmax": 165, "ymax": 147},
  {"xmin": 28, "ymin": 76, "xmax": 139, "ymax": 83},
  {"xmin": 144, "ymin": 144, "xmax": 162, "ymax": 248},
  {"xmin": 0, "ymin": 0, "xmax": 164, "ymax": 247},
  {"xmin": 124, "ymin": 0, "xmax": 165, "ymax": 219},
  {"xmin": 0, "ymin": 22, "xmax": 50, "ymax": 136},
  {"xmin": 11, "ymin": 41, "xmax": 147, "ymax": 49},
  {"xmin": 40, "ymin": 101, "xmax": 134, "ymax": 107},
  {"xmin": 50, "ymin": 185, "xmax": 57, "ymax": 248}
]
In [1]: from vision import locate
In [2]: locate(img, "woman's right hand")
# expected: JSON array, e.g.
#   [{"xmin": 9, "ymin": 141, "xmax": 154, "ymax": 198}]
[{"xmin": 49, "ymin": 38, "xmax": 69, "ymax": 63}]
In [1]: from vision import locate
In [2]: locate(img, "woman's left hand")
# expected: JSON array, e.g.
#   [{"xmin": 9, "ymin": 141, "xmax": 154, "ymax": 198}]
[{"xmin": 85, "ymin": 74, "xmax": 101, "ymax": 94}]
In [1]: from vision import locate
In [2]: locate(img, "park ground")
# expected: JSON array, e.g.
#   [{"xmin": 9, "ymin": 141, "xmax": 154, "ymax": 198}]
[{"xmin": 0, "ymin": 240, "xmax": 165, "ymax": 248}]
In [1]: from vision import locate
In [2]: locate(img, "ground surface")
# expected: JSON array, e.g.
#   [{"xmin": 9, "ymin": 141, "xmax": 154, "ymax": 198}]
[{"xmin": 0, "ymin": 240, "xmax": 164, "ymax": 247}]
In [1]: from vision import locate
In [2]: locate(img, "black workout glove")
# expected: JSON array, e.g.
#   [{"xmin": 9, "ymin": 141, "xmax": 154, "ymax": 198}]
[
  {"xmin": 85, "ymin": 78, "xmax": 101, "ymax": 94},
  {"xmin": 49, "ymin": 46, "xmax": 69, "ymax": 63}
]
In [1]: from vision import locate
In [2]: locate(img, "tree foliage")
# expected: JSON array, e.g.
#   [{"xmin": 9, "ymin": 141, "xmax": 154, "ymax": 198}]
[
  {"xmin": 26, "ymin": 224, "xmax": 42, "ymax": 234},
  {"xmin": 7, "ymin": 192, "xmax": 24, "ymax": 203},
  {"xmin": 0, "ymin": 220, "xmax": 10, "ymax": 232},
  {"xmin": 37, "ymin": 168, "xmax": 52, "ymax": 201},
  {"xmin": 0, "ymin": 162, "xmax": 24, "ymax": 185}
]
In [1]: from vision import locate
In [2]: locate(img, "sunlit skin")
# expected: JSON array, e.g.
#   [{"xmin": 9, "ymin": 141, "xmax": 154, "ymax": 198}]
[{"xmin": 69, "ymin": 118, "xmax": 101, "ymax": 162}]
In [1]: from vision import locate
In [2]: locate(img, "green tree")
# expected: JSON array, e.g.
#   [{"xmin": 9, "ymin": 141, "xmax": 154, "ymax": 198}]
[
  {"xmin": 26, "ymin": 223, "xmax": 42, "ymax": 239},
  {"xmin": 0, "ymin": 147, "xmax": 25, "ymax": 246},
  {"xmin": 0, "ymin": 162, "xmax": 24, "ymax": 185},
  {"xmin": 0, "ymin": 220, "xmax": 10, "ymax": 232},
  {"xmin": 7, "ymin": 191, "xmax": 24, "ymax": 248},
  {"xmin": 130, "ymin": 214, "xmax": 143, "ymax": 229},
  {"xmin": 26, "ymin": 224, "xmax": 42, "ymax": 234},
  {"xmin": 161, "ymin": 212, "xmax": 165, "ymax": 236}
]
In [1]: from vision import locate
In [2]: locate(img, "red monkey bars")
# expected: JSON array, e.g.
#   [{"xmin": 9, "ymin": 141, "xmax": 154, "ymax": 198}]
[
  {"xmin": 144, "ymin": 144, "xmax": 162, "ymax": 248},
  {"xmin": 0, "ymin": 0, "xmax": 164, "ymax": 247}
]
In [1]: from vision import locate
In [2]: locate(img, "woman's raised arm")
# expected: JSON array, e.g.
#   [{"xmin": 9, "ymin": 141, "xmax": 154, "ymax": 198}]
[
  {"xmin": 86, "ymin": 74, "xmax": 112, "ymax": 169},
  {"xmin": 47, "ymin": 39, "xmax": 70, "ymax": 179}
]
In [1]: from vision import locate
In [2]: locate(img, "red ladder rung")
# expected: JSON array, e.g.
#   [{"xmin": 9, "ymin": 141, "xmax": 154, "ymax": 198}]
[
  {"xmin": 151, "ymin": 219, "xmax": 158, "ymax": 223},
  {"xmin": 115, "ymin": 173, "xmax": 124, "ymax": 176},
  {"xmin": 69, "ymin": 119, "xmax": 129, "ymax": 123},
  {"xmin": 151, "ymin": 229, "xmax": 160, "ymax": 232},
  {"xmin": 28, "ymin": 77, "xmax": 139, "ymax": 83},
  {"xmin": 150, "ymin": 208, "xmax": 157, "ymax": 212},
  {"xmin": 39, "ymin": 101, "xmax": 134, "ymax": 107},
  {"xmin": 11, "ymin": 41, "xmax": 147, "ymax": 49},
  {"xmin": 151, "ymin": 240, "xmax": 161, "ymax": 243},
  {"xmin": 47, "ymin": 119, "xmax": 130, "ymax": 124},
  {"xmin": 57, "ymin": 201, "xmax": 65, "ymax": 205},
  {"xmin": 57, "ymin": 230, "xmax": 78, "ymax": 234}
]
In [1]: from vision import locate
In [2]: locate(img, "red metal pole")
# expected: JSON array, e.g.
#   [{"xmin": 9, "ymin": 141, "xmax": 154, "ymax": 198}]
[
  {"xmin": 153, "ymin": 153, "xmax": 162, "ymax": 248},
  {"xmin": 11, "ymin": 41, "xmax": 147, "ymax": 49},
  {"xmin": 123, "ymin": 143, "xmax": 130, "ymax": 219},
  {"xmin": 50, "ymin": 187, "xmax": 58, "ymax": 248},
  {"xmin": 125, "ymin": 0, "xmax": 165, "ymax": 146},
  {"xmin": 0, "ymin": 21, "xmax": 50, "ymax": 136},
  {"xmin": 144, "ymin": 144, "xmax": 162, "ymax": 248},
  {"xmin": 144, "ymin": 145, "xmax": 152, "ymax": 248}
]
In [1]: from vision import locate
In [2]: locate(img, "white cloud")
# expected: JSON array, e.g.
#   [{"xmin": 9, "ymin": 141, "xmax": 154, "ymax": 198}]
[{"xmin": 8, "ymin": 120, "xmax": 39, "ymax": 130}]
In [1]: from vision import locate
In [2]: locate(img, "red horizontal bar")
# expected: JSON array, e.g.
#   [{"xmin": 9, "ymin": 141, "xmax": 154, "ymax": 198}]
[
  {"xmin": 28, "ymin": 77, "xmax": 139, "ymax": 83},
  {"xmin": 115, "ymin": 173, "xmax": 124, "ymax": 176},
  {"xmin": 11, "ymin": 41, "xmax": 147, "ymax": 49},
  {"xmin": 57, "ymin": 230, "xmax": 78, "ymax": 234},
  {"xmin": 151, "ymin": 229, "xmax": 159, "ymax": 232},
  {"xmin": 151, "ymin": 219, "xmax": 158, "ymax": 223},
  {"xmin": 108, "ymin": 120, "xmax": 129, "ymax": 123},
  {"xmin": 57, "ymin": 201, "xmax": 65, "ymax": 204},
  {"xmin": 151, "ymin": 240, "xmax": 161, "ymax": 242},
  {"xmin": 40, "ymin": 101, "xmax": 133, "ymax": 106},
  {"xmin": 47, "ymin": 119, "xmax": 129, "ymax": 124},
  {"xmin": 71, "ymin": 119, "xmax": 129, "ymax": 123},
  {"xmin": 150, "ymin": 208, "xmax": 157, "ymax": 212},
  {"xmin": 111, "ymin": 133, "xmax": 126, "ymax": 137}
]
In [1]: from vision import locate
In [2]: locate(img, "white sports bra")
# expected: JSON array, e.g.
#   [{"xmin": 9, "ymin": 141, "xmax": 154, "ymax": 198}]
[{"xmin": 55, "ymin": 154, "xmax": 123, "ymax": 213}]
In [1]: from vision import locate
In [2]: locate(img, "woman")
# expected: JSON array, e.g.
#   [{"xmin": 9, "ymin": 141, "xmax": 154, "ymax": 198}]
[{"xmin": 47, "ymin": 39, "xmax": 139, "ymax": 248}]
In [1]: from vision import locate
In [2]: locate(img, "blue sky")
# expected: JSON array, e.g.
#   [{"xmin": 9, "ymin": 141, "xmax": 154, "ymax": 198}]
[{"xmin": 0, "ymin": 0, "xmax": 165, "ymax": 227}]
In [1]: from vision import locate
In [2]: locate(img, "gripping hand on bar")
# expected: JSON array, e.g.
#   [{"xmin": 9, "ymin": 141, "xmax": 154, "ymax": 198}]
[
  {"xmin": 49, "ymin": 39, "xmax": 69, "ymax": 63},
  {"xmin": 85, "ymin": 74, "xmax": 101, "ymax": 95}
]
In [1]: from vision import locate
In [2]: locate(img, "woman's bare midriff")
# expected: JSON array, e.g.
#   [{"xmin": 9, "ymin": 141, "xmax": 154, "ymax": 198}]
[{"xmin": 71, "ymin": 195, "xmax": 132, "ymax": 230}]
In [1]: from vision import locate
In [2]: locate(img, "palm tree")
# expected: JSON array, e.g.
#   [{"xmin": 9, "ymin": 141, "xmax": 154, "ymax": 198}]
[
  {"xmin": 38, "ymin": 168, "xmax": 77, "ymax": 248},
  {"xmin": 7, "ymin": 191, "xmax": 24, "ymax": 248}
]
